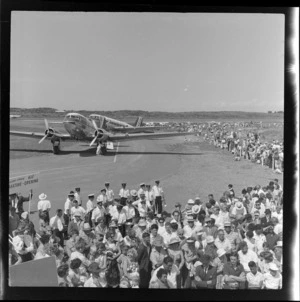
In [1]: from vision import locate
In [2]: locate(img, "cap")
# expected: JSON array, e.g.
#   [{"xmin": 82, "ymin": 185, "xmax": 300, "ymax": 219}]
[
  {"xmin": 186, "ymin": 237, "xmax": 195, "ymax": 243},
  {"xmin": 205, "ymin": 217, "xmax": 212, "ymax": 222},
  {"xmin": 224, "ymin": 222, "xmax": 231, "ymax": 227},
  {"xmin": 187, "ymin": 216, "xmax": 194, "ymax": 222},
  {"xmin": 194, "ymin": 197, "xmax": 201, "ymax": 201},
  {"xmin": 155, "ymin": 180, "xmax": 160, "ymax": 183},
  {"xmin": 175, "ymin": 202, "xmax": 181, "ymax": 207},
  {"xmin": 100, "ymin": 188, "xmax": 106, "ymax": 192},
  {"xmin": 140, "ymin": 183, "xmax": 145, "ymax": 186},
  {"xmin": 121, "ymin": 182, "xmax": 126, "ymax": 185},
  {"xmin": 88, "ymin": 194, "xmax": 95, "ymax": 198},
  {"xmin": 75, "ymin": 187, "xmax": 80, "ymax": 191},
  {"xmin": 68, "ymin": 193, "xmax": 75, "ymax": 197},
  {"xmin": 105, "ymin": 182, "xmax": 110, "ymax": 185}
]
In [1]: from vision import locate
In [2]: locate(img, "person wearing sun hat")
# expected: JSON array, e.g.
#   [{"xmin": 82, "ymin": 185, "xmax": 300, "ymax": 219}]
[
  {"xmin": 137, "ymin": 183, "xmax": 146, "ymax": 198},
  {"xmin": 37, "ymin": 193, "xmax": 51, "ymax": 224},
  {"xmin": 262, "ymin": 262, "xmax": 282, "ymax": 289},
  {"xmin": 150, "ymin": 236, "xmax": 167, "ymax": 271}
]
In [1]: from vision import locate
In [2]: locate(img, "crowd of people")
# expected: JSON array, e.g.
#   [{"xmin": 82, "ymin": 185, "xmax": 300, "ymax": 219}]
[
  {"xmin": 9, "ymin": 178, "xmax": 283, "ymax": 289},
  {"xmin": 202, "ymin": 128, "xmax": 283, "ymax": 173}
]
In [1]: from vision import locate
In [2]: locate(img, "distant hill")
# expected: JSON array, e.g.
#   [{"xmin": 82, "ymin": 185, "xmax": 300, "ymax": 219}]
[{"xmin": 10, "ymin": 107, "xmax": 283, "ymax": 122}]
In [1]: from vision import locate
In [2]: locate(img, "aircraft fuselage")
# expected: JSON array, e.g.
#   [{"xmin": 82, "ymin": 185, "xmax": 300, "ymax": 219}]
[{"xmin": 63, "ymin": 113, "xmax": 96, "ymax": 141}]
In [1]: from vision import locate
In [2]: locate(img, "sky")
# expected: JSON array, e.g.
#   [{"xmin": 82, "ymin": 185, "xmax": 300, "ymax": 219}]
[{"xmin": 10, "ymin": 12, "xmax": 285, "ymax": 112}]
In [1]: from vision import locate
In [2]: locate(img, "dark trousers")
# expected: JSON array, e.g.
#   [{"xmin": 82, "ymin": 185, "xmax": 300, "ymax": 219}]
[
  {"xmin": 120, "ymin": 197, "xmax": 127, "ymax": 206},
  {"xmin": 54, "ymin": 229, "xmax": 65, "ymax": 247},
  {"xmin": 154, "ymin": 196, "xmax": 162, "ymax": 215},
  {"xmin": 139, "ymin": 268, "xmax": 151, "ymax": 288},
  {"xmin": 118, "ymin": 224, "xmax": 126, "ymax": 238}
]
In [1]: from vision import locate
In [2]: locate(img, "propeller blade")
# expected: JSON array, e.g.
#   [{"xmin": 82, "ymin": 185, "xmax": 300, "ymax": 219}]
[
  {"xmin": 92, "ymin": 119, "xmax": 98, "ymax": 131},
  {"xmin": 44, "ymin": 119, "xmax": 49, "ymax": 130},
  {"xmin": 38, "ymin": 135, "xmax": 48, "ymax": 144},
  {"xmin": 90, "ymin": 136, "xmax": 98, "ymax": 147}
]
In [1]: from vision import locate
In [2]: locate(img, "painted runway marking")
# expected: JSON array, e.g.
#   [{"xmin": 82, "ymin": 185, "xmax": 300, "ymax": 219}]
[
  {"xmin": 10, "ymin": 161, "xmax": 113, "ymax": 176},
  {"xmin": 114, "ymin": 142, "xmax": 120, "ymax": 163}
]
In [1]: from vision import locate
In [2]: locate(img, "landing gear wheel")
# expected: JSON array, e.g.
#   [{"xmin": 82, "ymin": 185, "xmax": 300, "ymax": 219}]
[
  {"xmin": 51, "ymin": 139, "xmax": 61, "ymax": 154},
  {"xmin": 53, "ymin": 145, "xmax": 60, "ymax": 154},
  {"xmin": 100, "ymin": 145, "xmax": 107, "ymax": 155}
]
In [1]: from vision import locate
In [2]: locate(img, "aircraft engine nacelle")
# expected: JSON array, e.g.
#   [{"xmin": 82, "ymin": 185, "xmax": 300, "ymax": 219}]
[
  {"xmin": 94, "ymin": 128, "xmax": 110, "ymax": 142},
  {"xmin": 44, "ymin": 127, "xmax": 55, "ymax": 138}
]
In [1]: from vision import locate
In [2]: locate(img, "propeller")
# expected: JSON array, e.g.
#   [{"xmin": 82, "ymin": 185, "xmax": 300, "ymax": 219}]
[
  {"xmin": 89, "ymin": 120, "xmax": 109, "ymax": 147},
  {"xmin": 38, "ymin": 119, "xmax": 54, "ymax": 144}
]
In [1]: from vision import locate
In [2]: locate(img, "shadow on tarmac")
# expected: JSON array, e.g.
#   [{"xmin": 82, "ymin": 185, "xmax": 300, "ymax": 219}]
[{"xmin": 10, "ymin": 148, "xmax": 204, "ymax": 157}]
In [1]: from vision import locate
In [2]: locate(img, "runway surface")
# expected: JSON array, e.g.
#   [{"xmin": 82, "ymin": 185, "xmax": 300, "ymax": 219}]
[{"xmin": 9, "ymin": 134, "xmax": 283, "ymax": 230}]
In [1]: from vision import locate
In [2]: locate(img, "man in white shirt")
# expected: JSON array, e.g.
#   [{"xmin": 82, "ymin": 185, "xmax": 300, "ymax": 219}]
[
  {"xmin": 49, "ymin": 209, "xmax": 65, "ymax": 247},
  {"xmin": 96, "ymin": 189, "xmax": 107, "ymax": 204},
  {"xmin": 107, "ymin": 200, "xmax": 119, "ymax": 221},
  {"xmin": 86, "ymin": 194, "xmax": 95, "ymax": 215},
  {"xmin": 271, "ymin": 217, "xmax": 283, "ymax": 237},
  {"xmin": 137, "ymin": 183, "xmax": 146, "ymax": 198},
  {"xmin": 183, "ymin": 217, "xmax": 199, "ymax": 239},
  {"xmin": 263, "ymin": 263, "xmax": 282, "ymax": 289},
  {"xmin": 64, "ymin": 192, "xmax": 75, "ymax": 226},
  {"xmin": 237, "ymin": 241, "xmax": 258, "ymax": 273},
  {"xmin": 133, "ymin": 193, "xmax": 151, "ymax": 218},
  {"xmin": 70, "ymin": 200, "xmax": 86, "ymax": 220},
  {"xmin": 151, "ymin": 180, "xmax": 165, "ymax": 216},
  {"xmin": 161, "ymin": 222, "xmax": 173, "ymax": 246},
  {"xmin": 210, "ymin": 206, "xmax": 223, "ymax": 228},
  {"xmin": 246, "ymin": 261, "xmax": 264, "ymax": 289},
  {"xmin": 37, "ymin": 193, "xmax": 51, "ymax": 223},
  {"xmin": 145, "ymin": 185, "xmax": 154, "ymax": 208},
  {"xmin": 250, "ymin": 200, "xmax": 265, "ymax": 218},
  {"xmin": 74, "ymin": 187, "xmax": 82, "ymax": 206},
  {"xmin": 91, "ymin": 200, "xmax": 106, "ymax": 228},
  {"xmin": 149, "ymin": 256, "xmax": 180, "ymax": 289},
  {"xmin": 214, "ymin": 229, "xmax": 231, "ymax": 255},
  {"xmin": 122, "ymin": 199, "xmax": 136, "ymax": 222},
  {"xmin": 119, "ymin": 182, "xmax": 130, "ymax": 206},
  {"xmin": 105, "ymin": 182, "xmax": 114, "ymax": 202},
  {"xmin": 253, "ymin": 224, "xmax": 266, "ymax": 256}
]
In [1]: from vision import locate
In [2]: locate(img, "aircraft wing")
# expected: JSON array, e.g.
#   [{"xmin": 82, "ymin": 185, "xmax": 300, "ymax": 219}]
[
  {"xmin": 109, "ymin": 126, "xmax": 162, "ymax": 133},
  {"xmin": 10, "ymin": 130, "xmax": 72, "ymax": 141},
  {"xmin": 107, "ymin": 131, "xmax": 195, "ymax": 142}
]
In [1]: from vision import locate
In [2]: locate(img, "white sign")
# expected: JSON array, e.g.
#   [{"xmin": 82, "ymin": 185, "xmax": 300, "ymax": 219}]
[
  {"xmin": 9, "ymin": 173, "xmax": 39, "ymax": 195},
  {"xmin": 106, "ymin": 142, "xmax": 114, "ymax": 150}
]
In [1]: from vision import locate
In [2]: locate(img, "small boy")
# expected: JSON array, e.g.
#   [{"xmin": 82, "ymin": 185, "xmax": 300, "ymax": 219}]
[{"xmin": 246, "ymin": 261, "xmax": 264, "ymax": 289}]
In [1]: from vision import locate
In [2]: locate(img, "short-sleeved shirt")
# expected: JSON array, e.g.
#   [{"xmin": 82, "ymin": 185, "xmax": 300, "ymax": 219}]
[
  {"xmin": 246, "ymin": 271, "xmax": 264, "ymax": 289},
  {"xmin": 38, "ymin": 200, "xmax": 51, "ymax": 212},
  {"xmin": 214, "ymin": 238, "xmax": 232, "ymax": 253},
  {"xmin": 70, "ymin": 206, "xmax": 86, "ymax": 220}
]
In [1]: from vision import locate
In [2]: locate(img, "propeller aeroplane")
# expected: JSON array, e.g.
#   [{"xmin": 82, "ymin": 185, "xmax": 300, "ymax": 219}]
[
  {"xmin": 89, "ymin": 114, "xmax": 162, "ymax": 134},
  {"xmin": 10, "ymin": 112, "xmax": 195, "ymax": 155}
]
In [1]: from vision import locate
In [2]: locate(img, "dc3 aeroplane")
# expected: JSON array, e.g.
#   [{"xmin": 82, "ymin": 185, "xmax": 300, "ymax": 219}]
[
  {"xmin": 10, "ymin": 112, "xmax": 194, "ymax": 155},
  {"xmin": 89, "ymin": 114, "xmax": 161, "ymax": 133}
]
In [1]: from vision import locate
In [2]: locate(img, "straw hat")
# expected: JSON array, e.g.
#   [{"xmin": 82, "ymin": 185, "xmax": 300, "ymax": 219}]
[
  {"xmin": 138, "ymin": 220, "xmax": 147, "ymax": 227},
  {"xmin": 39, "ymin": 193, "xmax": 47, "ymax": 200},
  {"xmin": 192, "ymin": 205, "xmax": 201, "ymax": 214},
  {"xmin": 130, "ymin": 190, "xmax": 138, "ymax": 197},
  {"xmin": 169, "ymin": 237, "xmax": 181, "ymax": 245},
  {"xmin": 269, "ymin": 263, "xmax": 279, "ymax": 271},
  {"xmin": 187, "ymin": 199, "xmax": 195, "ymax": 205}
]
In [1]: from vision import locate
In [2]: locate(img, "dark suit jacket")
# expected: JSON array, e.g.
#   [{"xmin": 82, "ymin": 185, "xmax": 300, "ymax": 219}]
[
  {"xmin": 137, "ymin": 242, "xmax": 152, "ymax": 273},
  {"xmin": 194, "ymin": 265, "xmax": 217, "ymax": 289}
]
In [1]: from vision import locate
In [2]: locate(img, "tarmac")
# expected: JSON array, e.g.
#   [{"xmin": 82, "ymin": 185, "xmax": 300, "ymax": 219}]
[{"xmin": 9, "ymin": 133, "xmax": 283, "ymax": 230}]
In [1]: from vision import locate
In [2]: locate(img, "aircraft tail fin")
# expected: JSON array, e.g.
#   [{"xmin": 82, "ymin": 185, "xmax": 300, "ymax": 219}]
[
  {"xmin": 134, "ymin": 117, "xmax": 143, "ymax": 127},
  {"xmin": 98, "ymin": 115, "xmax": 107, "ymax": 129}
]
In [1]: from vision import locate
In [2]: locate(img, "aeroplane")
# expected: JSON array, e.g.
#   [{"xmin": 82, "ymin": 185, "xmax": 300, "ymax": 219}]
[
  {"xmin": 89, "ymin": 114, "xmax": 162, "ymax": 134},
  {"xmin": 10, "ymin": 112, "xmax": 195, "ymax": 155},
  {"xmin": 10, "ymin": 115, "xmax": 22, "ymax": 118}
]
